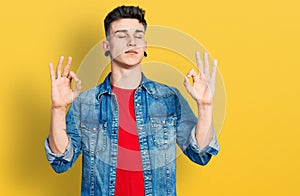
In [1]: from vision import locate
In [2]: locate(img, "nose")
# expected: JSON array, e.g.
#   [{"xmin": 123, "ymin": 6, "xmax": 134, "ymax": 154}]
[{"xmin": 127, "ymin": 35, "xmax": 136, "ymax": 47}]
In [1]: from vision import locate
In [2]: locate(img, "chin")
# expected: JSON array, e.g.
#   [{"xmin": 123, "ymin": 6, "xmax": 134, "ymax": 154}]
[{"xmin": 126, "ymin": 58, "xmax": 143, "ymax": 66}]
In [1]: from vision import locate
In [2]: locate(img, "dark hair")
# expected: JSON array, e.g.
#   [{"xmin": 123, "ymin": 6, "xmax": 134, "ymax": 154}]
[{"xmin": 104, "ymin": 5, "xmax": 147, "ymax": 38}]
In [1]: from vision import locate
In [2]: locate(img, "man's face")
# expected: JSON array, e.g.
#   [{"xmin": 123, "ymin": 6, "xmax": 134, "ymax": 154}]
[{"xmin": 104, "ymin": 18, "xmax": 147, "ymax": 67}]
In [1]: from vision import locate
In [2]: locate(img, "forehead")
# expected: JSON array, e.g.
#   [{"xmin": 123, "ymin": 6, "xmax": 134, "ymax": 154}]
[{"xmin": 109, "ymin": 18, "xmax": 145, "ymax": 33}]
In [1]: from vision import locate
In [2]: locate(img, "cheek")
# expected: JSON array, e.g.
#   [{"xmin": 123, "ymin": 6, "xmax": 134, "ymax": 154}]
[
  {"xmin": 137, "ymin": 40, "xmax": 147, "ymax": 48},
  {"xmin": 110, "ymin": 43, "xmax": 127, "ymax": 57}
]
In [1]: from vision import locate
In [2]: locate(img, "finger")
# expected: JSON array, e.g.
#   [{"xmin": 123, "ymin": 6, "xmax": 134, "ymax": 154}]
[
  {"xmin": 186, "ymin": 68, "xmax": 197, "ymax": 78},
  {"xmin": 56, "ymin": 56, "xmax": 64, "ymax": 78},
  {"xmin": 67, "ymin": 73, "xmax": 72, "ymax": 80},
  {"xmin": 69, "ymin": 71, "xmax": 82, "ymax": 98},
  {"xmin": 204, "ymin": 52, "xmax": 210, "ymax": 78},
  {"xmin": 62, "ymin": 56, "xmax": 72, "ymax": 77},
  {"xmin": 196, "ymin": 51, "xmax": 204, "ymax": 73},
  {"xmin": 49, "ymin": 62, "xmax": 55, "ymax": 82},
  {"xmin": 186, "ymin": 68, "xmax": 202, "ymax": 83},
  {"xmin": 69, "ymin": 71, "xmax": 80, "ymax": 82},
  {"xmin": 211, "ymin": 59, "xmax": 217, "ymax": 81},
  {"xmin": 183, "ymin": 76, "xmax": 193, "ymax": 93}
]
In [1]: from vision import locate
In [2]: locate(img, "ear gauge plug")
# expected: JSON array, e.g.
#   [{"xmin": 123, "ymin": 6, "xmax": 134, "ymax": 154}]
[
  {"xmin": 144, "ymin": 51, "xmax": 147, "ymax": 57},
  {"xmin": 104, "ymin": 51, "xmax": 111, "ymax": 57}
]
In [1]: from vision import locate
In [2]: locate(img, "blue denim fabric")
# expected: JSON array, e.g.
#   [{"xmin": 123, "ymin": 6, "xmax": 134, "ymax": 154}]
[{"xmin": 44, "ymin": 73, "xmax": 219, "ymax": 196}]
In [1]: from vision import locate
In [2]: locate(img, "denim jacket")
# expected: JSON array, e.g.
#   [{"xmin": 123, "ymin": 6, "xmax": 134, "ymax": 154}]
[{"xmin": 44, "ymin": 73, "xmax": 219, "ymax": 196}]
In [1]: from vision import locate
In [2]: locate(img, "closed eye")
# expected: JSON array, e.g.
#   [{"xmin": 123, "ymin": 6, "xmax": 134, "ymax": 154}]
[
  {"xmin": 115, "ymin": 32, "xmax": 127, "ymax": 38},
  {"xmin": 134, "ymin": 32, "xmax": 144, "ymax": 39}
]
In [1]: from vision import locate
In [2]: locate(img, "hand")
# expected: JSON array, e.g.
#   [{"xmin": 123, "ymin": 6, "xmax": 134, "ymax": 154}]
[
  {"xmin": 184, "ymin": 51, "xmax": 217, "ymax": 106},
  {"xmin": 49, "ymin": 56, "xmax": 81, "ymax": 109}
]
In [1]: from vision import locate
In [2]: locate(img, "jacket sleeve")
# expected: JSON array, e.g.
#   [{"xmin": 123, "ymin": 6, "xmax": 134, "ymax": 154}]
[
  {"xmin": 174, "ymin": 88, "xmax": 220, "ymax": 166},
  {"xmin": 44, "ymin": 98, "xmax": 82, "ymax": 173}
]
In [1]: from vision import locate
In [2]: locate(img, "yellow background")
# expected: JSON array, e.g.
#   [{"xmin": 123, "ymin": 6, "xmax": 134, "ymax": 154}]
[{"xmin": 1, "ymin": 0, "xmax": 299, "ymax": 195}]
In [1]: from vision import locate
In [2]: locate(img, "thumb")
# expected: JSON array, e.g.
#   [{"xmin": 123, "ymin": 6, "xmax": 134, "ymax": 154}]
[{"xmin": 183, "ymin": 76, "xmax": 193, "ymax": 94}]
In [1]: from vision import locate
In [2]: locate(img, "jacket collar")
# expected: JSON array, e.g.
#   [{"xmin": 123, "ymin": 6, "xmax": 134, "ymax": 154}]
[{"xmin": 96, "ymin": 72, "xmax": 154, "ymax": 101}]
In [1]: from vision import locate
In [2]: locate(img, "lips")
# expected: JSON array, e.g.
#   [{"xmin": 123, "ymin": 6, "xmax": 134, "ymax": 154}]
[{"xmin": 125, "ymin": 50, "xmax": 138, "ymax": 54}]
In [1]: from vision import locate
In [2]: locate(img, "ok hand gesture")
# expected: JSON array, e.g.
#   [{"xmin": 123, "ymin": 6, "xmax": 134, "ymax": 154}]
[
  {"xmin": 49, "ymin": 56, "xmax": 81, "ymax": 109},
  {"xmin": 184, "ymin": 51, "xmax": 217, "ymax": 106}
]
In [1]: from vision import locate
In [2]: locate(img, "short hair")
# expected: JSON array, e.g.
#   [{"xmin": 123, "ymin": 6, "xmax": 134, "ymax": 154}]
[{"xmin": 104, "ymin": 5, "xmax": 147, "ymax": 38}]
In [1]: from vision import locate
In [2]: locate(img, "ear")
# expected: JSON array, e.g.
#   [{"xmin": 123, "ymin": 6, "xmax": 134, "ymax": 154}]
[{"xmin": 102, "ymin": 40, "xmax": 110, "ymax": 52}]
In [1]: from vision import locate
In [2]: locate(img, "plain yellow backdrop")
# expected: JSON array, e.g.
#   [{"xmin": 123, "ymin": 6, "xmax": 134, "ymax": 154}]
[{"xmin": 1, "ymin": 0, "xmax": 300, "ymax": 195}]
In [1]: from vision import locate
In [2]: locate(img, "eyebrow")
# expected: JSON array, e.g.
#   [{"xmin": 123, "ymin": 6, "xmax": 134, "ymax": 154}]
[{"xmin": 114, "ymin": 29, "xmax": 145, "ymax": 34}]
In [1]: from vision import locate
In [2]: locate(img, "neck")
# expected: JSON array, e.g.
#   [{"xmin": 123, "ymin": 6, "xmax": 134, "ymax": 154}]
[{"xmin": 110, "ymin": 62, "xmax": 142, "ymax": 89}]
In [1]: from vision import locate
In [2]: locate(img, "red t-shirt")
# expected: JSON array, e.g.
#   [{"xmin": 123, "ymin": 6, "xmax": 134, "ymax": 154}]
[{"xmin": 112, "ymin": 86, "xmax": 145, "ymax": 196}]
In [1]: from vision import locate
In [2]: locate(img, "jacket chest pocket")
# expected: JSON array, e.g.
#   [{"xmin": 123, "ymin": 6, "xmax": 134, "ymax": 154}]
[
  {"xmin": 80, "ymin": 120, "xmax": 108, "ymax": 155},
  {"xmin": 150, "ymin": 115, "xmax": 177, "ymax": 149}
]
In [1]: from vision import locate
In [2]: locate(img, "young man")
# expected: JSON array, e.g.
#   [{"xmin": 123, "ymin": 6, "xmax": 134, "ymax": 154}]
[{"xmin": 45, "ymin": 5, "xmax": 219, "ymax": 196}]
